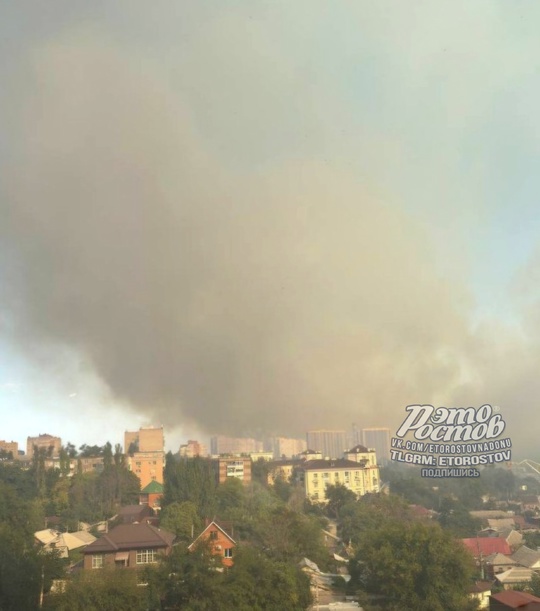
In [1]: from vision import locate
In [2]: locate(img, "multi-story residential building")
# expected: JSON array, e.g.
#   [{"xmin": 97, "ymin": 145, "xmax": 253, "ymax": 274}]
[
  {"xmin": 26, "ymin": 434, "xmax": 62, "ymax": 459},
  {"xmin": 179, "ymin": 440, "xmax": 208, "ymax": 458},
  {"xmin": 210, "ymin": 435, "xmax": 262, "ymax": 455},
  {"xmin": 362, "ymin": 428, "xmax": 391, "ymax": 464},
  {"xmin": 297, "ymin": 458, "xmax": 379, "ymax": 503},
  {"xmin": 249, "ymin": 451, "xmax": 274, "ymax": 462},
  {"xmin": 126, "ymin": 426, "xmax": 165, "ymax": 489},
  {"xmin": 214, "ymin": 457, "xmax": 251, "ymax": 484},
  {"xmin": 343, "ymin": 445, "xmax": 380, "ymax": 493},
  {"xmin": 0, "ymin": 440, "xmax": 18, "ymax": 457},
  {"xmin": 128, "ymin": 451, "xmax": 164, "ymax": 489},
  {"xmin": 266, "ymin": 460, "xmax": 300, "ymax": 485},
  {"xmin": 272, "ymin": 437, "xmax": 307, "ymax": 459},
  {"xmin": 306, "ymin": 430, "xmax": 348, "ymax": 459}
]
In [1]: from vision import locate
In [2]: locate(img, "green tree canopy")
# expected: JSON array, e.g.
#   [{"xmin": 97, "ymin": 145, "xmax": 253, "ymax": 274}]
[{"xmin": 350, "ymin": 520, "xmax": 477, "ymax": 611}]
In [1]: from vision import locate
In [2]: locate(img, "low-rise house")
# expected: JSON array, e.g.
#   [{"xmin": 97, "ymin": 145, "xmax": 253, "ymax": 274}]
[
  {"xmin": 83, "ymin": 523, "xmax": 175, "ymax": 570},
  {"xmin": 139, "ymin": 480, "xmax": 164, "ymax": 511},
  {"xmin": 462, "ymin": 537, "xmax": 512, "ymax": 560},
  {"xmin": 484, "ymin": 552, "xmax": 518, "ymax": 578},
  {"xmin": 511, "ymin": 545, "xmax": 540, "ymax": 570},
  {"xmin": 468, "ymin": 581, "xmax": 492, "ymax": 610},
  {"xmin": 117, "ymin": 504, "xmax": 154, "ymax": 524},
  {"xmin": 188, "ymin": 520, "xmax": 236, "ymax": 568},
  {"xmin": 490, "ymin": 590, "xmax": 540, "ymax": 610},
  {"xmin": 495, "ymin": 566, "xmax": 535, "ymax": 590},
  {"xmin": 520, "ymin": 496, "xmax": 540, "ymax": 513},
  {"xmin": 35, "ymin": 529, "xmax": 97, "ymax": 558}
]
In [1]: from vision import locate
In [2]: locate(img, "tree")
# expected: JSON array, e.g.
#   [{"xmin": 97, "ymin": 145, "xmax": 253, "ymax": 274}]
[
  {"xmin": 222, "ymin": 546, "xmax": 312, "ymax": 611},
  {"xmin": 339, "ymin": 493, "xmax": 413, "ymax": 545},
  {"xmin": 325, "ymin": 483, "xmax": 356, "ymax": 519},
  {"xmin": 163, "ymin": 456, "xmax": 217, "ymax": 518},
  {"xmin": 350, "ymin": 520, "xmax": 477, "ymax": 611},
  {"xmin": 43, "ymin": 567, "xmax": 148, "ymax": 610},
  {"xmin": 149, "ymin": 540, "xmax": 226, "ymax": 610},
  {"xmin": 160, "ymin": 501, "xmax": 200, "ymax": 541}
]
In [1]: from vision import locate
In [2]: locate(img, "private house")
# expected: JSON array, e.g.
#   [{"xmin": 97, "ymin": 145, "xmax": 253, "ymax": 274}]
[
  {"xmin": 461, "ymin": 537, "xmax": 512, "ymax": 561},
  {"xmin": 188, "ymin": 520, "xmax": 236, "ymax": 568},
  {"xmin": 490, "ymin": 590, "xmax": 540, "ymax": 610},
  {"xmin": 511, "ymin": 545, "xmax": 540, "ymax": 570},
  {"xmin": 34, "ymin": 529, "xmax": 96, "ymax": 558},
  {"xmin": 297, "ymin": 459, "xmax": 380, "ymax": 503},
  {"xmin": 83, "ymin": 523, "xmax": 174, "ymax": 570},
  {"xmin": 484, "ymin": 552, "xmax": 518, "ymax": 579},
  {"xmin": 468, "ymin": 581, "xmax": 492, "ymax": 610},
  {"xmin": 495, "ymin": 567, "xmax": 535, "ymax": 590},
  {"xmin": 118, "ymin": 504, "xmax": 154, "ymax": 524},
  {"xmin": 139, "ymin": 480, "xmax": 164, "ymax": 512}
]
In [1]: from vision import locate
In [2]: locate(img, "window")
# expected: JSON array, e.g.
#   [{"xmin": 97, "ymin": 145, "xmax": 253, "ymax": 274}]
[
  {"xmin": 210, "ymin": 531, "xmax": 218, "ymax": 540},
  {"xmin": 136, "ymin": 549, "xmax": 158, "ymax": 564},
  {"xmin": 224, "ymin": 548, "xmax": 233, "ymax": 558},
  {"xmin": 92, "ymin": 554, "xmax": 104, "ymax": 569}
]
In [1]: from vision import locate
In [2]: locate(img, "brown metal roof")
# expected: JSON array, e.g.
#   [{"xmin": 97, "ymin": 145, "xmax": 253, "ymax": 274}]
[{"xmin": 84, "ymin": 523, "xmax": 174, "ymax": 554}]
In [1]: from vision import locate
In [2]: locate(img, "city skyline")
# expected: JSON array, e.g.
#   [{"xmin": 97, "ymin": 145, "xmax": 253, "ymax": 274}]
[{"xmin": 1, "ymin": 2, "xmax": 539, "ymax": 456}]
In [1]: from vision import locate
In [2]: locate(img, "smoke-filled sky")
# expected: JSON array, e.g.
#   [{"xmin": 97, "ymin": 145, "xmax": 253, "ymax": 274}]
[{"xmin": 1, "ymin": 1, "xmax": 540, "ymax": 456}]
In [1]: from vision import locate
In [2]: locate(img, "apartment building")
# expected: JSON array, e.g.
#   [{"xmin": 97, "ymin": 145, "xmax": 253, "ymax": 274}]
[
  {"xmin": 210, "ymin": 435, "xmax": 262, "ymax": 455},
  {"xmin": 214, "ymin": 457, "xmax": 251, "ymax": 485},
  {"xmin": 26, "ymin": 434, "xmax": 62, "ymax": 459},
  {"xmin": 306, "ymin": 430, "xmax": 348, "ymax": 459},
  {"xmin": 179, "ymin": 440, "xmax": 208, "ymax": 458},
  {"xmin": 125, "ymin": 426, "xmax": 165, "ymax": 489},
  {"xmin": 297, "ymin": 458, "xmax": 379, "ymax": 503},
  {"xmin": 362, "ymin": 428, "xmax": 391, "ymax": 464},
  {"xmin": 0, "ymin": 440, "xmax": 18, "ymax": 457},
  {"xmin": 272, "ymin": 437, "xmax": 307, "ymax": 459}
]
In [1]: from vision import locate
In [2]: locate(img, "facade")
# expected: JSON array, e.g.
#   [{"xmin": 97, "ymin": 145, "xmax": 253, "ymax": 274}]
[
  {"xmin": 139, "ymin": 480, "xmax": 164, "ymax": 511},
  {"xmin": 179, "ymin": 440, "xmax": 208, "ymax": 458},
  {"xmin": 0, "ymin": 440, "xmax": 18, "ymax": 457},
  {"xmin": 126, "ymin": 426, "xmax": 165, "ymax": 489},
  {"xmin": 210, "ymin": 435, "xmax": 262, "ymax": 455},
  {"xmin": 272, "ymin": 437, "xmax": 307, "ymax": 459},
  {"xmin": 249, "ymin": 451, "xmax": 274, "ymax": 462},
  {"xmin": 306, "ymin": 430, "xmax": 348, "ymax": 459},
  {"xmin": 188, "ymin": 520, "xmax": 236, "ymax": 568},
  {"xmin": 83, "ymin": 523, "xmax": 174, "ymax": 570},
  {"xmin": 127, "ymin": 451, "xmax": 165, "ymax": 489},
  {"xmin": 297, "ymin": 458, "xmax": 380, "ymax": 503},
  {"xmin": 343, "ymin": 445, "xmax": 380, "ymax": 492},
  {"xmin": 361, "ymin": 428, "xmax": 391, "ymax": 464},
  {"xmin": 266, "ymin": 460, "xmax": 300, "ymax": 485},
  {"xmin": 26, "ymin": 434, "xmax": 62, "ymax": 459},
  {"xmin": 215, "ymin": 457, "xmax": 251, "ymax": 484}
]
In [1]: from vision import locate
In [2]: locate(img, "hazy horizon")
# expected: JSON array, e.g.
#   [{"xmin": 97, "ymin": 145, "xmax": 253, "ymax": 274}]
[{"xmin": 1, "ymin": 2, "xmax": 540, "ymax": 459}]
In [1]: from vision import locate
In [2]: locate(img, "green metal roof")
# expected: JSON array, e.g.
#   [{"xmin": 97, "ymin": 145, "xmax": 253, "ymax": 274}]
[{"xmin": 140, "ymin": 480, "xmax": 164, "ymax": 494}]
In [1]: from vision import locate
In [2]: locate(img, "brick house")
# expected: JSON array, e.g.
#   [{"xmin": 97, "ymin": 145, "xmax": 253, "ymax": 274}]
[
  {"xmin": 139, "ymin": 480, "xmax": 164, "ymax": 512},
  {"xmin": 83, "ymin": 523, "xmax": 174, "ymax": 570},
  {"xmin": 188, "ymin": 520, "xmax": 236, "ymax": 568}
]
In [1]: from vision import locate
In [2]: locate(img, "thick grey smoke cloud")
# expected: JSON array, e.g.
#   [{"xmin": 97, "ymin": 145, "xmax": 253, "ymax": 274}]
[{"xmin": 2, "ymin": 4, "xmax": 540, "ymax": 454}]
